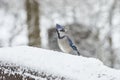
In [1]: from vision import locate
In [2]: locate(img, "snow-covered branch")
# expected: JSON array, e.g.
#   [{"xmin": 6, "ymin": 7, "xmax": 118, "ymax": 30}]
[{"xmin": 0, "ymin": 46, "xmax": 120, "ymax": 80}]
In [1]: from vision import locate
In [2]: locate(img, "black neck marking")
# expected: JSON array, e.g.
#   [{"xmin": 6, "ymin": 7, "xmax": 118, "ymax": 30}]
[{"xmin": 56, "ymin": 29, "xmax": 65, "ymax": 39}]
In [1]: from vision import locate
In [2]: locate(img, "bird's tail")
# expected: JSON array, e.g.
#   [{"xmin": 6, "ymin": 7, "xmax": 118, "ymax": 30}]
[{"xmin": 77, "ymin": 50, "xmax": 80, "ymax": 56}]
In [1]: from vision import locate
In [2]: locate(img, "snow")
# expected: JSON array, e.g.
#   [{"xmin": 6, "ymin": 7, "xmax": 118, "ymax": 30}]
[{"xmin": 0, "ymin": 46, "xmax": 120, "ymax": 80}]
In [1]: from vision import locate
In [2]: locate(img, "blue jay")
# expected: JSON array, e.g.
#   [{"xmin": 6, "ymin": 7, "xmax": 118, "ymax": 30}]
[{"xmin": 56, "ymin": 24, "xmax": 80, "ymax": 55}]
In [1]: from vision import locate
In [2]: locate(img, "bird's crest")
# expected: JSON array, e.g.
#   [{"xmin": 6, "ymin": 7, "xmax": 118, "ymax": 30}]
[{"xmin": 56, "ymin": 24, "xmax": 65, "ymax": 32}]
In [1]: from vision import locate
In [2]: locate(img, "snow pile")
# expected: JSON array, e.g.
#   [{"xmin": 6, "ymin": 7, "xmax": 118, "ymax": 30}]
[{"xmin": 0, "ymin": 46, "xmax": 120, "ymax": 80}]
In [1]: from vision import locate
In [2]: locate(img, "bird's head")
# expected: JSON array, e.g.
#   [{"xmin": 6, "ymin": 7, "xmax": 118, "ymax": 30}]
[
  {"xmin": 56, "ymin": 24, "xmax": 65, "ymax": 32},
  {"xmin": 56, "ymin": 24, "xmax": 66, "ymax": 39}
]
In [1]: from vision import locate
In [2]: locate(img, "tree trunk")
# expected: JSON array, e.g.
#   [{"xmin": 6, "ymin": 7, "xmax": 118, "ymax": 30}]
[
  {"xmin": 26, "ymin": 0, "xmax": 41, "ymax": 47},
  {"xmin": 108, "ymin": 0, "xmax": 117, "ymax": 68}
]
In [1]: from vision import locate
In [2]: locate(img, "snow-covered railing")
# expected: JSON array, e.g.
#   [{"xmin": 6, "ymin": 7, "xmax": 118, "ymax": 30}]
[{"xmin": 0, "ymin": 46, "xmax": 120, "ymax": 80}]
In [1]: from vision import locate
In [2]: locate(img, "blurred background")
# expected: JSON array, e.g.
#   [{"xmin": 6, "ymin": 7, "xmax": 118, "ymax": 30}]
[{"xmin": 0, "ymin": 0, "xmax": 120, "ymax": 69}]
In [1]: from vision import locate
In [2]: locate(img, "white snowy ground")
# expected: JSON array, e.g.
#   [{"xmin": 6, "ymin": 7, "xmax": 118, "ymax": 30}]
[{"xmin": 0, "ymin": 46, "xmax": 120, "ymax": 80}]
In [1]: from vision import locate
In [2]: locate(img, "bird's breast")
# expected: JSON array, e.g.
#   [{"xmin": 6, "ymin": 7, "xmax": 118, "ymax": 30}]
[{"xmin": 58, "ymin": 38, "xmax": 72, "ymax": 53}]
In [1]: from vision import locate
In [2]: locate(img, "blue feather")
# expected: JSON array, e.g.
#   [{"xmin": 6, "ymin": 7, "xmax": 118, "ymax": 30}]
[
  {"xmin": 67, "ymin": 36, "xmax": 80, "ymax": 55},
  {"xmin": 56, "ymin": 24, "xmax": 64, "ymax": 30},
  {"xmin": 67, "ymin": 37, "xmax": 77, "ymax": 51}
]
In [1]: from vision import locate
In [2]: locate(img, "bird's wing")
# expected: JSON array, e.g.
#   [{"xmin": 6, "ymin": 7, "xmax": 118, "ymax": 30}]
[
  {"xmin": 67, "ymin": 36, "xmax": 80, "ymax": 55},
  {"xmin": 67, "ymin": 36, "xmax": 77, "ymax": 51}
]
